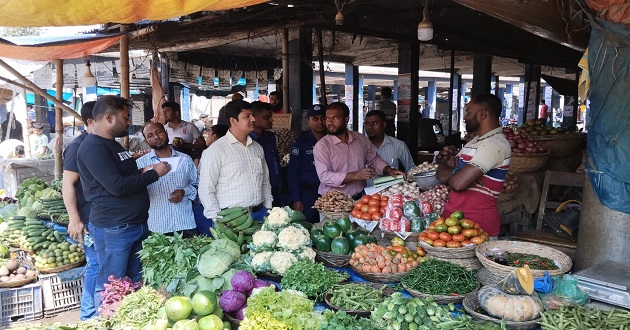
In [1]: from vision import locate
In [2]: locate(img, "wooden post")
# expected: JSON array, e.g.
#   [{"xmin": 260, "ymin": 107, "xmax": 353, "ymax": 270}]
[
  {"xmin": 55, "ymin": 59, "xmax": 63, "ymax": 180},
  {"xmin": 120, "ymin": 25, "xmax": 130, "ymax": 150},
  {"xmin": 281, "ymin": 28, "xmax": 290, "ymax": 113},
  {"xmin": 317, "ymin": 27, "xmax": 327, "ymax": 107}
]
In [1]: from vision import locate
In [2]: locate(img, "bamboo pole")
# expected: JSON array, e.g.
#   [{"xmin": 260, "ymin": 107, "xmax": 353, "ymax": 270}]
[
  {"xmin": 317, "ymin": 27, "xmax": 326, "ymax": 108},
  {"xmin": 120, "ymin": 25, "xmax": 130, "ymax": 150},
  {"xmin": 54, "ymin": 59, "xmax": 63, "ymax": 179},
  {"xmin": 0, "ymin": 60, "xmax": 80, "ymax": 120},
  {"xmin": 281, "ymin": 28, "xmax": 289, "ymax": 113}
]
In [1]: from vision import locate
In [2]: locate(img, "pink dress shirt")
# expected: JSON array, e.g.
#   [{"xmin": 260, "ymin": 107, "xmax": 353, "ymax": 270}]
[{"xmin": 313, "ymin": 131, "xmax": 389, "ymax": 196}]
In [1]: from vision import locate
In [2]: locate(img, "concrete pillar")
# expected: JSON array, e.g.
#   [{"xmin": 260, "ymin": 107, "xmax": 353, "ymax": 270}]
[
  {"xmin": 498, "ymin": 87, "xmax": 506, "ymax": 118},
  {"xmin": 181, "ymin": 86, "xmax": 190, "ymax": 121},
  {"xmin": 288, "ymin": 27, "xmax": 313, "ymax": 132},
  {"xmin": 471, "ymin": 54, "xmax": 492, "ymax": 97},
  {"xmin": 575, "ymin": 176, "xmax": 630, "ymax": 271},
  {"xmin": 358, "ymin": 75, "xmax": 364, "ymax": 132},
  {"xmin": 397, "ymin": 40, "xmax": 419, "ymax": 161},
  {"xmin": 344, "ymin": 65, "xmax": 359, "ymax": 131},
  {"xmin": 427, "ymin": 80, "xmax": 437, "ymax": 119},
  {"xmin": 367, "ymin": 85, "xmax": 376, "ymax": 112},
  {"xmin": 523, "ymin": 64, "xmax": 541, "ymax": 123},
  {"xmin": 505, "ymin": 84, "xmax": 513, "ymax": 120},
  {"xmin": 518, "ymin": 77, "xmax": 525, "ymax": 125}
]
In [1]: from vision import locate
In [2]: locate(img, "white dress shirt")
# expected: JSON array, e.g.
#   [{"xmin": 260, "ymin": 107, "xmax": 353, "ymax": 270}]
[{"xmin": 198, "ymin": 130, "xmax": 273, "ymax": 219}]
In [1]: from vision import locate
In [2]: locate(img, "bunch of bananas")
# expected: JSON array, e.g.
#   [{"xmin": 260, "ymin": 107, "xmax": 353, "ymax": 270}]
[{"xmin": 210, "ymin": 206, "xmax": 262, "ymax": 252}]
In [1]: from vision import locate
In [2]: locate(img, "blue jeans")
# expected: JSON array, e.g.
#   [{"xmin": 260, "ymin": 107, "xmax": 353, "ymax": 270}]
[
  {"xmin": 91, "ymin": 223, "xmax": 148, "ymax": 311},
  {"xmin": 251, "ymin": 207, "xmax": 269, "ymax": 221},
  {"xmin": 80, "ymin": 223, "xmax": 99, "ymax": 320}
]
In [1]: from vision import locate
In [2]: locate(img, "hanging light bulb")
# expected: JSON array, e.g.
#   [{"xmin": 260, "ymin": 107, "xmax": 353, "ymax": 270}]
[
  {"xmin": 84, "ymin": 58, "xmax": 97, "ymax": 86},
  {"xmin": 417, "ymin": 0, "xmax": 433, "ymax": 41},
  {"xmin": 335, "ymin": 11, "xmax": 344, "ymax": 25}
]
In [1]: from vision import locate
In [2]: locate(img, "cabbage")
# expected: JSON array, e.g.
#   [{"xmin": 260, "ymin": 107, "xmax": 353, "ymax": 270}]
[
  {"xmin": 197, "ymin": 246, "xmax": 236, "ymax": 278},
  {"xmin": 231, "ymin": 270, "xmax": 255, "ymax": 293},
  {"xmin": 210, "ymin": 239, "xmax": 241, "ymax": 259},
  {"xmin": 219, "ymin": 290, "xmax": 246, "ymax": 313}
]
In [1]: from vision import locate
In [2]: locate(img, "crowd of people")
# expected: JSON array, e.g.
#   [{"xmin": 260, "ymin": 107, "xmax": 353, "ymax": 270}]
[{"xmin": 59, "ymin": 90, "xmax": 510, "ymax": 319}]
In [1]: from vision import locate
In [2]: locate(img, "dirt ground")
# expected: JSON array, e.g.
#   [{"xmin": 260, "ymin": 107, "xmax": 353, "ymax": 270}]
[{"xmin": 6, "ymin": 309, "xmax": 81, "ymax": 329}]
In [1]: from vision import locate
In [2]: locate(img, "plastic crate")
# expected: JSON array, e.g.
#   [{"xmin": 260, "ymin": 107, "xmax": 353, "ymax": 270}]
[
  {"xmin": 39, "ymin": 273, "xmax": 83, "ymax": 317},
  {"xmin": 0, "ymin": 282, "xmax": 44, "ymax": 326}
]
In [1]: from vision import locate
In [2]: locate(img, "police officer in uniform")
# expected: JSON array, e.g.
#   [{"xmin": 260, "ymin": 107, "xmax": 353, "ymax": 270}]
[{"xmin": 288, "ymin": 105, "xmax": 327, "ymax": 222}]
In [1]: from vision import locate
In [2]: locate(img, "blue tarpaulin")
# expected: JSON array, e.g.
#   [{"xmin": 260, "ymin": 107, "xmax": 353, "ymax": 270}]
[{"xmin": 585, "ymin": 17, "xmax": 630, "ymax": 213}]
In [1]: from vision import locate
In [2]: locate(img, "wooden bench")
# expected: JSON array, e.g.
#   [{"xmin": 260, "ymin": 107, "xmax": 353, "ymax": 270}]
[{"xmin": 512, "ymin": 171, "xmax": 585, "ymax": 262}]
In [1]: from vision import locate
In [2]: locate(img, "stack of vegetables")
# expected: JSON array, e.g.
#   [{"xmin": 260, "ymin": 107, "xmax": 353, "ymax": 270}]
[
  {"xmin": 401, "ymin": 258, "xmax": 478, "ymax": 297},
  {"xmin": 380, "ymin": 194, "xmax": 431, "ymax": 233},
  {"xmin": 248, "ymin": 207, "xmax": 315, "ymax": 275},
  {"xmin": 32, "ymin": 241, "xmax": 85, "ymax": 270},
  {"xmin": 476, "ymin": 265, "xmax": 544, "ymax": 323},
  {"xmin": 218, "ymin": 269, "xmax": 276, "ymax": 321},
  {"xmin": 33, "ymin": 188, "xmax": 70, "ymax": 225},
  {"xmin": 280, "ymin": 261, "xmax": 348, "ymax": 300},
  {"xmin": 350, "ymin": 193, "xmax": 388, "ymax": 221},
  {"xmin": 210, "ymin": 206, "xmax": 261, "ymax": 253},
  {"xmin": 311, "ymin": 217, "xmax": 376, "ymax": 255},
  {"xmin": 349, "ymin": 242, "xmax": 420, "ymax": 275},
  {"xmin": 419, "ymin": 210, "xmax": 489, "ymax": 248},
  {"xmin": 418, "ymin": 183, "xmax": 450, "ymax": 215}
]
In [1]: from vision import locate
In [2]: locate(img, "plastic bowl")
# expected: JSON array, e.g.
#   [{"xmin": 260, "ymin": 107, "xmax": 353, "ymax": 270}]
[{"xmin": 413, "ymin": 171, "xmax": 440, "ymax": 191}]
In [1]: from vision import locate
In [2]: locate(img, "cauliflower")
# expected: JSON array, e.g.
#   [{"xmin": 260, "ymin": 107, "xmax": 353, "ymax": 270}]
[
  {"xmin": 251, "ymin": 251, "xmax": 273, "ymax": 272},
  {"xmin": 262, "ymin": 207, "xmax": 291, "ymax": 231},
  {"xmin": 277, "ymin": 225, "xmax": 310, "ymax": 251},
  {"xmin": 250, "ymin": 230, "xmax": 277, "ymax": 252},
  {"xmin": 296, "ymin": 247, "xmax": 316, "ymax": 262},
  {"xmin": 269, "ymin": 251, "xmax": 297, "ymax": 275}
]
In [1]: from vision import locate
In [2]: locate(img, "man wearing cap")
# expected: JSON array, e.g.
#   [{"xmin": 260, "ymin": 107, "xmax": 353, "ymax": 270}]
[
  {"xmin": 288, "ymin": 104, "xmax": 326, "ymax": 222},
  {"xmin": 195, "ymin": 113, "xmax": 210, "ymax": 133}
]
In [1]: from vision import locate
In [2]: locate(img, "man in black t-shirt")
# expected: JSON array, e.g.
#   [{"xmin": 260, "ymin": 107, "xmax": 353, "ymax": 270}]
[{"xmin": 77, "ymin": 96, "xmax": 170, "ymax": 312}]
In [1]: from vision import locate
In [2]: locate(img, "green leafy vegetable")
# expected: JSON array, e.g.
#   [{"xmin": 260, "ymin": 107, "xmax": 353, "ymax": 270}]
[
  {"xmin": 110, "ymin": 286, "xmax": 167, "ymax": 329},
  {"xmin": 280, "ymin": 261, "xmax": 349, "ymax": 300},
  {"xmin": 244, "ymin": 286, "xmax": 322, "ymax": 329},
  {"xmin": 319, "ymin": 310, "xmax": 380, "ymax": 330},
  {"xmin": 400, "ymin": 258, "xmax": 478, "ymax": 295}
]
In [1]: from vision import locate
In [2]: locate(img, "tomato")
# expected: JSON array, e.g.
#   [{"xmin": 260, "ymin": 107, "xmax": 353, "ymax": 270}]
[
  {"xmin": 427, "ymin": 231, "xmax": 440, "ymax": 241},
  {"xmin": 360, "ymin": 205, "xmax": 369, "ymax": 213},
  {"xmin": 416, "ymin": 246, "xmax": 427, "ymax": 256},
  {"xmin": 480, "ymin": 233, "xmax": 489, "ymax": 241},
  {"xmin": 350, "ymin": 209, "xmax": 360, "ymax": 218},
  {"xmin": 460, "ymin": 219, "xmax": 475, "ymax": 229},
  {"xmin": 450, "ymin": 210, "xmax": 465, "ymax": 220},
  {"xmin": 380, "ymin": 200, "xmax": 388, "ymax": 207},
  {"xmin": 354, "ymin": 202, "xmax": 363, "ymax": 210},
  {"xmin": 447, "ymin": 225, "xmax": 462, "ymax": 235},
  {"xmin": 446, "ymin": 241, "xmax": 461, "ymax": 248},
  {"xmin": 444, "ymin": 217, "xmax": 460, "ymax": 227},
  {"xmin": 363, "ymin": 213, "xmax": 373, "ymax": 221},
  {"xmin": 462, "ymin": 229, "xmax": 479, "ymax": 238},
  {"xmin": 371, "ymin": 213, "xmax": 382, "ymax": 221},
  {"xmin": 473, "ymin": 222, "xmax": 481, "ymax": 229},
  {"xmin": 371, "ymin": 193, "xmax": 381, "ymax": 200},
  {"xmin": 477, "ymin": 228, "xmax": 484, "ymax": 235},
  {"xmin": 435, "ymin": 217, "xmax": 445, "ymax": 225},
  {"xmin": 439, "ymin": 232, "xmax": 452, "ymax": 242},
  {"xmin": 428, "ymin": 224, "xmax": 436, "ymax": 230},
  {"xmin": 432, "ymin": 239, "xmax": 446, "ymax": 247},
  {"xmin": 434, "ymin": 224, "xmax": 448, "ymax": 233},
  {"xmin": 368, "ymin": 199, "xmax": 380, "ymax": 207},
  {"xmin": 418, "ymin": 233, "xmax": 428, "ymax": 240},
  {"xmin": 368, "ymin": 206, "xmax": 380, "ymax": 214},
  {"xmin": 451, "ymin": 234, "xmax": 465, "ymax": 242},
  {"xmin": 421, "ymin": 237, "xmax": 434, "ymax": 246},
  {"xmin": 461, "ymin": 240, "xmax": 473, "ymax": 246},
  {"xmin": 471, "ymin": 236, "xmax": 485, "ymax": 245}
]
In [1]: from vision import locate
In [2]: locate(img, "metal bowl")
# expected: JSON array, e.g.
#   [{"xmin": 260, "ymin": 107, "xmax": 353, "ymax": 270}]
[{"xmin": 412, "ymin": 171, "xmax": 440, "ymax": 191}]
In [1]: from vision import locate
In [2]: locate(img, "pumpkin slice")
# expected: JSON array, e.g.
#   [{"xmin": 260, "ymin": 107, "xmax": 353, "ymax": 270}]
[
  {"xmin": 478, "ymin": 285, "xmax": 543, "ymax": 322},
  {"xmin": 496, "ymin": 265, "xmax": 534, "ymax": 295}
]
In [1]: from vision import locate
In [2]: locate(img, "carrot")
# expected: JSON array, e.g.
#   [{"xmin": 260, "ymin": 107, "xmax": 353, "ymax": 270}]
[
  {"xmin": 370, "ymin": 265, "xmax": 380, "ymax": 273},
  {"xmin": 377, "ymin": 261, "xmax": 386, "ymax": 268},
  {"xmin": 382, "ymin": 266, "xmax": 392, "ymax": 273},
  {"xmin": 392, "ymin": 246, "xmax": 405, "ymax": 253},
  {"xmin": 385, "ymin": 259, "xmax": 392, "ymax": 266}
]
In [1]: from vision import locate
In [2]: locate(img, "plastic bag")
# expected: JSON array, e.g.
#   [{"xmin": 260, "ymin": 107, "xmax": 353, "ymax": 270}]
[{"xmin": 540, "ymin": 274, "xmax": 589, "ymax": 310}]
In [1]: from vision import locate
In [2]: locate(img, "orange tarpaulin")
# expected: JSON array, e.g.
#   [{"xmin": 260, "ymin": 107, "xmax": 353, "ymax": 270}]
[
  {"xmin": 0, "ymin": 0, "xmax": 269, "ymax": 27},
  {"xmin": 0, "ymin": 35, "xmax": 122, "ymax": 61}
]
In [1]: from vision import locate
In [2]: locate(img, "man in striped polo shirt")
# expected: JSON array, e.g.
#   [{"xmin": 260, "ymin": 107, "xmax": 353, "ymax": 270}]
[{"xmin": 436, "ymin": 94, "xmax": 511, "ymax": 237}]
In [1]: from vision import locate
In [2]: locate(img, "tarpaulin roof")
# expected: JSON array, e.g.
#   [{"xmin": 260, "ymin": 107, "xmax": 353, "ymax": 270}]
[
  {"xmin": 0, "ymin": 34, "xmax": 123, "ymax": 61},
  {"xmin": 0, "ymin": 0, "xmax": 269, "ymax": 27}
]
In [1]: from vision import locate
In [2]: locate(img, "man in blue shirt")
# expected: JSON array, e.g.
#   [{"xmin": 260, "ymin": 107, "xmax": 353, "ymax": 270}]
[
  {"xmin": 250, "ymin": 101, "xmax": 282, "ymax": 206},
  {"xmin": 76, "ymin": 96, "xmax": 171, "ymax": 311},
  {"xmin": 288, "ymin": 105, "xmax": 326, "ymax": 222},
  {"xmin": 136, "ymin": 122, "xmax": 199, "ymax": 237},
  {"xmin": 62, "ymin": 101, "xmax": 98, "ymax": 320}
]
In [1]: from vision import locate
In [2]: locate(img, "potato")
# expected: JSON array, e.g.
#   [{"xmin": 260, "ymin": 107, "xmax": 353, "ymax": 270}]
[
  {"xmin": 0, "ymin": 276, "xmax": 9, "ymax": 282},
  {"xmin": 16, "ymin": 266, "xmax": 26, "ymax": 275},
  {"xmin": 13, "ymin": 274, "xmax": 25, "ymax": 281},
  {"xmin": 25, "ymin": 270, "xmax": 37, "ymax": 278}
]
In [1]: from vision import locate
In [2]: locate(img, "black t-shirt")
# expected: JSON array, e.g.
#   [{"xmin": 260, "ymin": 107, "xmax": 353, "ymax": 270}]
[
  {"xmin": 62, "ymin": 132, "xmax": 90, "ymax": 224},
  {"xmin": 77, "ymin": 134, "xmax": 159, "ymax": 228}
]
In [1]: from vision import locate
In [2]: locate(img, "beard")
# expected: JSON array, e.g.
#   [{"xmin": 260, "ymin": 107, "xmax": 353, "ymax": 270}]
[
  {"xmin": 327, "ymin": 125, "xmax": 347, "ymax": 136},
  {"xmin": 465, "ymin": 118, "xmax": 480, "ymax": 133},
  {"xmin": 150, "ymin": 142, "xmax": 168, "ymax": 150}
]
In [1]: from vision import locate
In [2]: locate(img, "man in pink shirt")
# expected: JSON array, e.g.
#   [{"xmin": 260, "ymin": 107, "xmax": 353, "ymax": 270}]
[{"xmin": 314, "ymin": 102, "xmax": 406, "ymax": 198}]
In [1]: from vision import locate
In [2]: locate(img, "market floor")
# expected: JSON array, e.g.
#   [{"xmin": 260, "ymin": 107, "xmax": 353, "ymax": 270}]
[{"xmin": 7, "ymin": 309, "xmax": 81, "ymax": 329}]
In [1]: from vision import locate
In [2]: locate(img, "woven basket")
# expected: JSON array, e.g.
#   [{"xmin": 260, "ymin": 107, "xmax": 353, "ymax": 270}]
[
  {"xmin": 432, "ymin": 256, "xmax": 482, "ymax": 271},
  {"xmin": 224, "ymin": 313, "xmax": 241, "ymax": 329},
  {"xmin": 533, "ymin": 134, "xmax": 583, "ymax": 158},
  {"xmin": 418, "ymin": 241, "xmax": 477, "ymax": 259},
  {"xmin": 0, "ymin": 257, "xmax": 38, "ymax": 288},
  {"xmin": 352, "ymin": 267, "xmax": 407, "ymax": 284},
  {"xmin": 509, "ymin": 152, "xmax": 550, "ymax": 173},
  {"xmin": 324, "ymin": 282, "xmax": 395, "ymax": 317},
  {"xmin": 315, "ymin": 249, "xmax": 351, "ymax": 268},
  {"xmin": 318, "ymin": 210, "xmax": 350, "ymax": 220},
  {"xmin": 39, "ymin": 260, "xmax": 86, "ymax": 274},
  {"xmin": 476, "ymin": 241, "xmax": 572, "ymax": 277},
  {"xmin": 402, "ymin": 282, "xmax": 480, "ymax": 304},
  {"xmin": 463, "ymin": 294, "xmax": 541, "ymax": 330},
  {"xmin": 476, "ymin": 267, "xmax": 504, "ymax": 286}
]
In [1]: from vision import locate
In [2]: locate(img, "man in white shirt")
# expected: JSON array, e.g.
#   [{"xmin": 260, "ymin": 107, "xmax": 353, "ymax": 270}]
[
  {"xmin": 365, "ymin": 110, "xmax": 416, "ymax": 172},
  {"xmin": 194, "ymin": 113, "xmax": 210, "ymax": 133},
  {"xmin": 198, "ymin": 100, "xmax": 272, "ymax": 221},
  {"xmin": 162, "ymin": 101, "xmax": 206, "ymax": 157}
]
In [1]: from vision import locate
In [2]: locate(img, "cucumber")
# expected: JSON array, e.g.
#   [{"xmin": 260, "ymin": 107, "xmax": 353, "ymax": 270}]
[
  {"xmin": 8, "ymin": 216, "xmax": 26, "ymax": 220},
  {"xmin": 24, "ymin": 220, "xmax": 43, "ymax": 226},
  {"xmin": 53, "ymin": 231, "xmax": 62, "ymax": 242},
  {"xmin": 42, "ymin": 229, "xmax": 53, "ymax": 237}
]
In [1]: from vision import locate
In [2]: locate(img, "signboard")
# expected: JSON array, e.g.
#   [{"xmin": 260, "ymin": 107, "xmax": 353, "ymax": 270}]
[
  {"xmin": 272, "ymin": 114, "xmax": 291, "ymax": 130},
  {"xmin": 525, "ymin": 83, "xmax": 537, "ymax": 121},
  {"xmin": 131, "ymin": 100, "xmax": 145, "ymax": 126},
  {"xmin": 396, "ymin": 74, "xmax": 411, "ymax": 123},
  {"xmin": 563, "ymin": 105, "xmax": 574, "ymax": 118}
]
